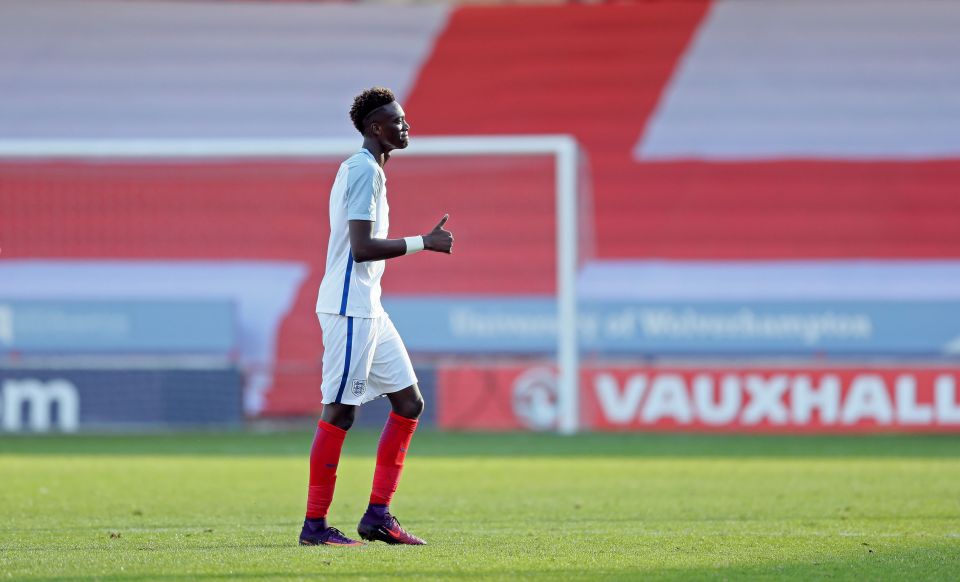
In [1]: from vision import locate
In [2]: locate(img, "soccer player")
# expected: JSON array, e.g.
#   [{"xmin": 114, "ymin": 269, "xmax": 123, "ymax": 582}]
[{"xmin": 298, "ymin": 87, "xmax": 453, "ymax": 547}]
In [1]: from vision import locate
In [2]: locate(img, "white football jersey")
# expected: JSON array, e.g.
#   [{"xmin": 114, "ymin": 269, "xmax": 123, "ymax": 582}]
[{"xmin": 316, "ymin": 148, "xmax": 390, "ymax": 318}]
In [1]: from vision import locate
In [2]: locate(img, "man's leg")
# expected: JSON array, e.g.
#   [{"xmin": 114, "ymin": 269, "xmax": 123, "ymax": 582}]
[
  {"xmin": 306, "ymin": 403, "xmax": 355, "ymax": 519},
  {"xmin": 357, "ymin": 385, "xmax": 427, "ymax": 545},
  {"xmin": 371, "ymin": 385, "xmax": 423, "ymax": 506},
  {"xmin": 300, "ymin": 404, "xmax": 364, "ymax": 546}
]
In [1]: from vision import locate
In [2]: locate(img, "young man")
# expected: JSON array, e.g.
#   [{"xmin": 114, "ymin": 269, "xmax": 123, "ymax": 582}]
[{"xmin": 299, "ymin": 87, "xmax": 454, "ymax": 546}]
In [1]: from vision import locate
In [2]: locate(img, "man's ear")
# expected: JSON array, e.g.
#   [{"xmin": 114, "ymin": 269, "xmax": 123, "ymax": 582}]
[{"xmin": 369, "ymin": 121, "xmax": 381, "ymax": 136}]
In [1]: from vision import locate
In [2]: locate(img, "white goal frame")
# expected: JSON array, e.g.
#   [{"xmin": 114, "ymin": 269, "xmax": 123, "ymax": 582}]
[{"xmin": 0, "ymin": 136, "xmax": 583, "ymax": 434}]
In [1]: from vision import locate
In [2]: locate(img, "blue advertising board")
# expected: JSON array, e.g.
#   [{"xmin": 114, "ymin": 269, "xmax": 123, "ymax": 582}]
[
  {"xmin": 0, "ymin": 300, "xmax": 236, "ymax": 354},
  {"xmin": 0, "ymin": 367, "xmax": 243, "ymax": 432},
  {"xmin": 383, "ymin": 297, "xmax": 960, "ymax": 357}
]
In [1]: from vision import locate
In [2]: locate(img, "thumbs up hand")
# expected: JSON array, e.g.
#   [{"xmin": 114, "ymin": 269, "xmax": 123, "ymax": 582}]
[{"xmin": 423, "ymin": 214, "xmax": 454, "ymax": 254}]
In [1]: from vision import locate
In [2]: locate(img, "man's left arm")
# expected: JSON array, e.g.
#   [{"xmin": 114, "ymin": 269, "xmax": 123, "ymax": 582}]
[{"xmin": 349, "ymin": 214, "xmax": 453, "ymax": 263}]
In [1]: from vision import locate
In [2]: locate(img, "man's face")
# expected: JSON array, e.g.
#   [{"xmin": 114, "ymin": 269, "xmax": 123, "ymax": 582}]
[{"xmin": 371, "ymin": 102, "xmax": 410, "ymax": 150}]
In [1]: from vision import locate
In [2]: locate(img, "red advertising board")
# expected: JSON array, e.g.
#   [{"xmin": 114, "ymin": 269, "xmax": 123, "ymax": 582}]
[{"xmin": 437, "ymin": 364, "xmax": 960, "ymax": 432}]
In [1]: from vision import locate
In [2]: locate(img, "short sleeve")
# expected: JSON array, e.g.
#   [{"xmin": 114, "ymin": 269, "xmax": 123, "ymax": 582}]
[{"xmin": 345, "ymin": 162, "xmax": 382, "ymax": 221}]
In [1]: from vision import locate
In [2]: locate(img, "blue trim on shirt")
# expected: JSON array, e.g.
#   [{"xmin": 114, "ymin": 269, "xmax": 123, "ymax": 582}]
[
  {"xmin": 339, "ymin": 254, "xmax": 353, "ymax": 316},
  {"xmin": 334, "ymin": 316, "xmax": 354, "ymax": 404}
]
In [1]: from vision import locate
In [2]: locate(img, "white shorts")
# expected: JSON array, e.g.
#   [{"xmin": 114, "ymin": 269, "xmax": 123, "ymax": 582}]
[{"xmin": 317, "ymin": 313, "xmax": 418, "ymax": 406}]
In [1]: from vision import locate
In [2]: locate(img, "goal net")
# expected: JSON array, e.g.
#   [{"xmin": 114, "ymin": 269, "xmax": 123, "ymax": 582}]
[{"xmin": 0, "ymin": 136, "xmax": 589, "ymax": 433}]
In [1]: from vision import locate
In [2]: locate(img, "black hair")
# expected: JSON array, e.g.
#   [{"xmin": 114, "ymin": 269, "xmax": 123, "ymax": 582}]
[{"xmin": 349, "ymin": 87, "xmax": 396, "ymax": 134}]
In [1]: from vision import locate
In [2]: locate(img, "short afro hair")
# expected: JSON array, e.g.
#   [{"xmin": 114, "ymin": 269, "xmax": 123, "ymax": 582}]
[{"xmin": 349, "ymin": 87, "xmax": 396, "ymax": 134}]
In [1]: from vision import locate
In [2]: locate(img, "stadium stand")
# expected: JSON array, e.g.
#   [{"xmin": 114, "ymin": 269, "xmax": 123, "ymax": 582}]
[
  {"xmin": 2, "ymin": 0, "xmax": 959, "ymax": 419},
  {"xmin": 407, "ymin": 3, "xmax": 960, "ymax": 260}
]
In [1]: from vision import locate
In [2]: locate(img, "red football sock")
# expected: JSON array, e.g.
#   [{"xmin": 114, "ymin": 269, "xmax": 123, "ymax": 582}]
[
  {"xmin": 305, "ymin": 420, "xmax": 347, "ymax": 519},
  {"xmin": 369, "ymin": 411, "xmax": 419, "ymax": 506}
]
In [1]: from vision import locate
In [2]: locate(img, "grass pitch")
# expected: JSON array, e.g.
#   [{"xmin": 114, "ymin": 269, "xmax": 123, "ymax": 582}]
[{"xmin": 1, "ymin": 431, "xmax": 959, "ymax": 581}]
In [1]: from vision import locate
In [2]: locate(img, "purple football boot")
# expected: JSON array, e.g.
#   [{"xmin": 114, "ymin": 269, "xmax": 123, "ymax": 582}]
[
  {"xmin": 357, "ymin": 506, "xmax": 426, "ymax": 545},
  {"xmin": 299, "ymin": 519, "xmax": 364, "ymax": 546}
]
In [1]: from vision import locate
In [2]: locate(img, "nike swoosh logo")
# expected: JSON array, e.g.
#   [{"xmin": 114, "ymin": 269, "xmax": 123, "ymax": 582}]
[{"xmin": 384, "ymin": 527, "xmax": 403, "ymax": 540}]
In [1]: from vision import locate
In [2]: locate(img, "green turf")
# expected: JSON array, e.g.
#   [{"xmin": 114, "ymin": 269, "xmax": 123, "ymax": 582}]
[{"xmin": 2, "ymin": 431, "xmax": 959, "ymax": 581}]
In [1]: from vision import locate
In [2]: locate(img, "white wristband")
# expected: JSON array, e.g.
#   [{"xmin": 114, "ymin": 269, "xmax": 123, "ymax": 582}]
[{"xmin": 404, "ymin": 235, "xmax": 425, "ymax": 255}]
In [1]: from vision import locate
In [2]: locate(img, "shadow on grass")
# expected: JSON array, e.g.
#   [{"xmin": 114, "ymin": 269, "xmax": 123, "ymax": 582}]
[
  {"xmin": 13, "ymin": 540, "xmax": 960, "ymax": 581},
  {"xmin": 1, "ymin": 431, "xmax": 960, "ymax": 459}
]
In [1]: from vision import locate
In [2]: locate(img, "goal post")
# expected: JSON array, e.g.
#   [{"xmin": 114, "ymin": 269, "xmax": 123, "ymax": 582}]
[{"xmin": 0, "ymin": 135, "xmax": 584, "ymax": 434}]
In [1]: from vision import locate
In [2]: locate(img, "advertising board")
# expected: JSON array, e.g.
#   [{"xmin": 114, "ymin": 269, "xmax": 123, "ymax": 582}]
[{"xmin": 438, "ymin": 364, "xmax": 960, "ymax": 432}]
